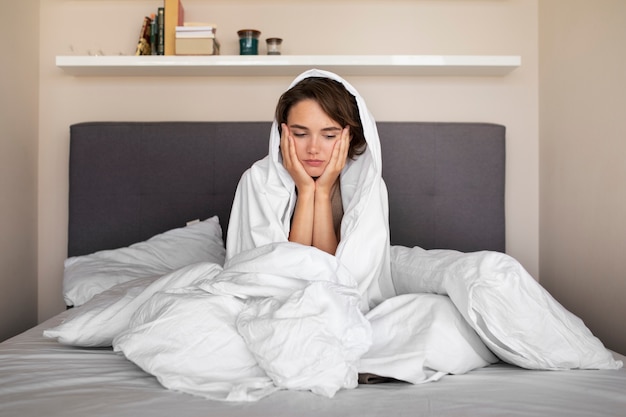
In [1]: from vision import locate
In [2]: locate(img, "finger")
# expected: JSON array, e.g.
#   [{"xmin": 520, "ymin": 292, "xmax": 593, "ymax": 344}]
[
  {"xmin": 331, "ymin": 126, "xmax": 350, "ymax": 169},
  {"xmin": 340, "ymin": 126, "xmax": 350, "ymax": 157},
  {"xmin": 288, "ymin": 134, "xmax": 300, "ymax": 167},
  {"xmin": 326, "ymin": 137, "xmax": 342, "ymax": 171},
  {"xmin": 280, "ymin": 123, "xmax": 291, "ymax": 166},
  {"xmin": 280, "ymin": 125, "xmax": 311, "ymax": 186},
  {"xmin": 319, "ymin": 131, "xmax": 348, "ymax": 187},
  {"xmin": 280, "ymin": 123, "xmax": 289, "ymax": 147}
]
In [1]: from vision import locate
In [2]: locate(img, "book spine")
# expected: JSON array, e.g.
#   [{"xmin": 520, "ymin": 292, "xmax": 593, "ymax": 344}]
[
  {"xmin": 157, "ymin": 7, "xmax": 165, "ymax": 55},
  {"xmin": 164, "ymin": 0, "xmax": 185, "ymax": 56},
  {"xmin": 175, "ymin": 38, "xmax": 216, "ymax": 55},
  {"xmin": 175, "ymin": 32, "xmax": 216, "ymax": 39},
  {"xmin": 150, "ymin": 13, "xmax": 157, "ymax": 55},
  {"xmin": 135, "ymin": 16, "xmax": 152, "ymax": 56}
]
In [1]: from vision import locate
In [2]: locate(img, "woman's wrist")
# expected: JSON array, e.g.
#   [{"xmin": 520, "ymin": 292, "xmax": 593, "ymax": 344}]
[
  {"xmin": 296, "ymin": 183, "xmax": 316, "ymax": 198},
  {"xmin": 314, "ymin": 188, "xmax": 332, "ymax": 201}
]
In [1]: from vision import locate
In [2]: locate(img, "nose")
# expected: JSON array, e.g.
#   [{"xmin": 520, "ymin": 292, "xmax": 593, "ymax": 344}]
[{"xmin": 307, "ymin": 135, "xmax": 320, "ymax": 155}]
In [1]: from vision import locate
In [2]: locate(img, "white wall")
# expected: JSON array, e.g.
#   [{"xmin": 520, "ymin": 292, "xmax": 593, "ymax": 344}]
[
  {"xmin": 539, "ymin": 0, "xmax": 626, "ymax": 354},
  {"xmin": 0, "ymin": 0, "xmax": 39, "ymax": 341},
  {"xmin": 37, "ymin": 0, "xmax": 540, "ymax": 324}
]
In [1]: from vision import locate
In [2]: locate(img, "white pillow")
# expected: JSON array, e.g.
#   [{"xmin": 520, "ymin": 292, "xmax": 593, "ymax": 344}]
[
  {"xmin": 390, "ymin": 246, "xmax": 624, "ymax": 371},
  {"xmin": 359, "ymin": 293, "xmax": 497, "ymax": 384},
  {"xmin": 45, "ymin": 262, "xmax": 224, "ymax": 347},
  {"xmin": 63, "ymin": 216, "xmax": 225, "ymax": 307}
]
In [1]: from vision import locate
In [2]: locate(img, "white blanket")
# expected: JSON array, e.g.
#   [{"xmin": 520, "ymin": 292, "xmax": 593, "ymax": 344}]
[
  {"xmin": 45, "ymin": 242, "xmax": 621, "ymax": 401},
  {"xmin": 391, "ymin": 246, "xmax": 623, "ymax": 371},
  {"xmin": 47, "ymin": 242, "xmax": 493, "ymax": 401},
  {"xmin": 112, "ymin": 243, "xmax": 372, "ymax": 401}
]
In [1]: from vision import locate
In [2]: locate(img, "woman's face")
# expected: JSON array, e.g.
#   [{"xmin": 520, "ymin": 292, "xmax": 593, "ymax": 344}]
[{"xmin": 286, "ymin": 99, "xmax": 343, "ymax": 178}]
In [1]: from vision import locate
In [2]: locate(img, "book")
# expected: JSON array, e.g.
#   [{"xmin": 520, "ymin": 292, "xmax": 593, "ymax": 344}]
[
  {"xmin": 135, "ymin": 15, "xmax": 152, "ymax": 56},
  {"xmin": 150, "ymin": 13, "xmax": 157, "ymax": 55},
  {"xmin": 176, "ymin": 25, "xmax": 216, "ymax": 32},
  {"xmin": 175, "ymin": 38, "xmax": 220, "ymax": 55},
  {"xmin": 176, "ymin": 29, "xmax": 216, "ymax": 39},
  {"xmin": 176, "ymin": 32, "xmax": 216, "ymax": 39},
  {"xmin": 176, "ymin": 25, "xmax": 216, "ymax": 39},
  {"xmin": 164, "ymin": 0, "xmax": 185, "ymax": 55},
  {"xmin": 182, "ymin": 22, "xmax": 216, "ymax": 27},
  {"xmin": 157, "ymin": 7, "xmax": 165, "ymax": 55}
]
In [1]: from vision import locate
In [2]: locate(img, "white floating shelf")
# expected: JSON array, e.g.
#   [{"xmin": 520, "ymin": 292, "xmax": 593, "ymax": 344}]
[{"xmin": 56, "ymin": 55, "xmax": 521, "ymax": 77}]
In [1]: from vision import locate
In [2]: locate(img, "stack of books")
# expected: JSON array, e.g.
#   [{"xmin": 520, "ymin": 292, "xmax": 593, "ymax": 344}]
[
  {"xmin": 175, "ymin": 24, "xmax": 220, "ymax": 55},
  {"xmin": 136, "ymin": 0, "xmax": 220, "ymax": 56},
  {"xmin": 137, "ymin": 0, "xmax": 181, "ymax": 56}
]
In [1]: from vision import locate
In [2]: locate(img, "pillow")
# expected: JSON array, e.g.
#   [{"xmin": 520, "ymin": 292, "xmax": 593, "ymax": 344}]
[
  {"xmin": 63, "ymin": 216, "xmax": 225, "ymax": 307},
  {"xmin": 45, "ymin": 262, "xmax": 224, "ymax": 347},
  {"xmin": 390, "ymin": 246, "xmax": 624, "ymax": 371},
  {"xmin": 358, "ymin": 293, "xmax": 497, "ymax": 384}
]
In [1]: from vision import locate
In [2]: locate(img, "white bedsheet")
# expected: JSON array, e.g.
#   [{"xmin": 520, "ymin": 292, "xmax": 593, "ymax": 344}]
[{"xmin": 4, "ymin": 311, "xmax": 626, "ymax": 417}]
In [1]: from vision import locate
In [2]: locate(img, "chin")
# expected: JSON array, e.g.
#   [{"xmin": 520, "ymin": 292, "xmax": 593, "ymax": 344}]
[{"xmin": 305, "ymin": 169, "xmax": 324, "ymax": 178}]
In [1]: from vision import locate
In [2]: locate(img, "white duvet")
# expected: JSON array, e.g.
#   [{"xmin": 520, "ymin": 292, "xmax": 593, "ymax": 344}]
[
  {"xmin": 45, "ymin": 241, "xmax": 622, "ymax": 401},
  {"xmin": 44, "ymin": 241, "xmax": 496, "ymax": 401},
  {"xmin": 114, "ymin": 243, "xmax": 372, "ymax": 401},
  {"xmin": 44, "ymin": 70, "xmax": 622, "ymax": 402}
]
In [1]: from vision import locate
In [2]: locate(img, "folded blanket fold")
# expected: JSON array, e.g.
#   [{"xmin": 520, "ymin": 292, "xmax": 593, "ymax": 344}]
[{"xmin": 390, "ymin": 246, "xmax": 623, "ymax": 371}]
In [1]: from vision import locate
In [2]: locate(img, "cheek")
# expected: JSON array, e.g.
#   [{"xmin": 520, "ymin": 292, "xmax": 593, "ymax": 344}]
[
  {"xmin": 292, "ymin": 140, "xmax": 308, "ymax": 158},
  {"xmin": 323, "ymin": 140, "xmax": 339, "ymax": 155}
]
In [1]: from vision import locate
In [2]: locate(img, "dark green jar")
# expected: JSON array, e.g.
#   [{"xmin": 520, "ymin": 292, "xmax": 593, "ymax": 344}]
[{"xmin": 238, "ymin": 29, "xmax": 261, "ymax": 55}]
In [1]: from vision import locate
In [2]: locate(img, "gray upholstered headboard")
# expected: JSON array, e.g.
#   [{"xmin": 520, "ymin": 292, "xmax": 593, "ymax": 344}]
[{"xmin": 68, "ymin": 121, "xmax": 505, "ymax": 257}]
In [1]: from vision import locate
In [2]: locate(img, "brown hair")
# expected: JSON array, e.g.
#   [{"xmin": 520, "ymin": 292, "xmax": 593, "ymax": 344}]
[{"xmin": 275, "ymin": 77, "xmax": 367, "ymax": 159}]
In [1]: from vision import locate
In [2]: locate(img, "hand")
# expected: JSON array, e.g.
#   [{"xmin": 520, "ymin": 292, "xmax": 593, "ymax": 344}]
[
  {"xmin": 280, "ymin": 123, "xmax": 315, "ymax": 192},
  {"xmin": 316, "ymin": 126, "xmax": 351, "ymax": 194}
]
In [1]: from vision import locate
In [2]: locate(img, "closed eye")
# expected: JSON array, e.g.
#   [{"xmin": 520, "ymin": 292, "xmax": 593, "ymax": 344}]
[{"xmin": 322, "ymin": 127, "xmax": 341, "ymax": 140}]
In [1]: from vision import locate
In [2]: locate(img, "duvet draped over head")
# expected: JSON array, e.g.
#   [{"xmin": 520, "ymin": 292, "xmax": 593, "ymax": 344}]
[{"xmin": 226, "ymin": 69, "xmax": 396, "ymax": 311}]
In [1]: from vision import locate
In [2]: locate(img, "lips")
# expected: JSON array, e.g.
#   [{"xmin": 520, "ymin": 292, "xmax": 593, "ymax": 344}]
[{"xmin": 304, "ymin": 159, "xmax": 324, "ymax": 167}]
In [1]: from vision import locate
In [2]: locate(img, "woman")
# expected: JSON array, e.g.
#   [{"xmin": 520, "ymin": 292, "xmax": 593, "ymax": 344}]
[
  {"xmin": 276, "ymin": 76, "xmax": 364, "ymax": 255},
  {"xmin": 226, "ymin": 69, "xmax": 395, "ymax": 311}
]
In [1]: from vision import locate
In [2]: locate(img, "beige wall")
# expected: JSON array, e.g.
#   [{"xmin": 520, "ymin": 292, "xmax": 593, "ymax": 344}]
[
  {"xmin": 539, "ymin": 0, "xmax": 626, "ymax": 353},
  {"xmin": 37, "ymin": 0, "xmax": 540, "ymax": 323},
  {"xmin": 0, "ymin": 0, "xmax": 39, "ymax": 341}
]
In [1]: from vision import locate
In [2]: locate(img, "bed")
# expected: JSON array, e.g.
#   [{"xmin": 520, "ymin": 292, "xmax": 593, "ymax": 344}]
[{"xmin": 1, "ymin": 121, "xmax": 625, "ymax": 417}]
